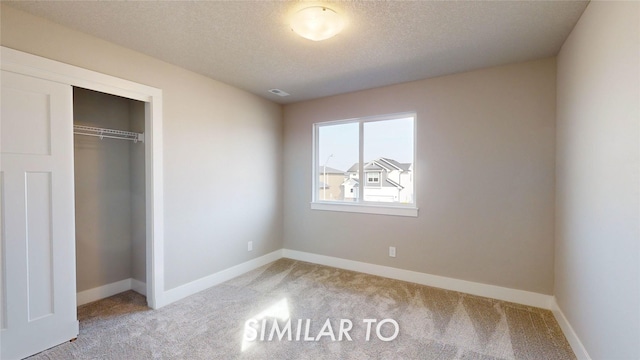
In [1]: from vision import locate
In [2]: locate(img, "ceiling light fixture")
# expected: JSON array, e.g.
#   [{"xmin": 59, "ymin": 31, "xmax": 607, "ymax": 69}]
[
  {"xmin": 268, "ymin": 88, "xmax": 290, "ymax": 97},
  {"xmin": 290, "ymin": 6, "xmax": 344, "ymax": 42}
]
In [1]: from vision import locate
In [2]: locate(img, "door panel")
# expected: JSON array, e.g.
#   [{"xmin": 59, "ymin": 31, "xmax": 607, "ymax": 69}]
[
  {"xmin": 26, "ymin": 172, "xmax": 54, "ymax": 321},
  {"xmin": 0, "ymin": 70, "xmax": 79, "ymax": 360},
  {"xmin": 1, "ymin": 87, "xmax": 52, "ymax": 155}
]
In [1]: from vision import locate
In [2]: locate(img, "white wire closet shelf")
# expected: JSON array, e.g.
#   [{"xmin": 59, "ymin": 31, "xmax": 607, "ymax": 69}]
[{"xmin": 73, "ymin": 125, "xmax": 144, "ymax": 143}]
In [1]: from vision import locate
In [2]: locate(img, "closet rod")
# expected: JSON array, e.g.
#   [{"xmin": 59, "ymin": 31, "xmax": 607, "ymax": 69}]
[{"xmin": 73, "ymin": 125, "xmax": 144, "ymax": 143}]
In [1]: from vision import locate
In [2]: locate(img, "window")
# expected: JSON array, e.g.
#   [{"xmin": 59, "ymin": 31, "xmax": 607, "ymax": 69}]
[
  {"xmin": 312, "ymin": 112, "xmax": 417, "ymax": 217},
  {"xmin": 367, "ymin": 172, "xmax": 380, "ymax": 184}
]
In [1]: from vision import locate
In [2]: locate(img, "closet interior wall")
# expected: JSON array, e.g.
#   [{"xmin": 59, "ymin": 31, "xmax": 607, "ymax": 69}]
[{"xmin": 73, "ymin": 87, "xmax": 146, "ymax": 299}]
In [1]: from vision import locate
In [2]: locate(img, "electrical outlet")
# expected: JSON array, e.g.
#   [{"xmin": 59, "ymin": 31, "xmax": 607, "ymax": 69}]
[
  {"xmin": 389, "ymin": 246, "xmax": 396, "ymax": 258},
  {"xmin": 248, "ymin": 241, "xmax": 253, "ymax": 251}
]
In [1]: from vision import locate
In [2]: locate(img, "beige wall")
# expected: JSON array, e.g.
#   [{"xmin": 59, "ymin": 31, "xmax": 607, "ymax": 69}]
[
  {"xmin": 1, "ymin": 5, "xmax": 284, "ymax": 291},
  {"xmin": 555, "ymin": 2, "xmax": 640, "ymax": 359},
  {"xmin": 284, "ymin": 58, "xmax": 557, "ymax": 294}
]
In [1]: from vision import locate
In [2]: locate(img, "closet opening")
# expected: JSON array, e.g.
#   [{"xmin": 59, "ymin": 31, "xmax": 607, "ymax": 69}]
[{"xmin": 73, "ymin": 87, "xmax": 148, "ymax": 308}]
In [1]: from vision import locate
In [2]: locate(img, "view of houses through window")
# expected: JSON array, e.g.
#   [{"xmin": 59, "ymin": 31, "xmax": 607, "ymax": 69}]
[{"xmin": 315, "ymin": 114, "xmax": 415, "ymax": 205}]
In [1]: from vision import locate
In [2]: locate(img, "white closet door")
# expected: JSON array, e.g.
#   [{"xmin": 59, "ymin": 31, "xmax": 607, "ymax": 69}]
[{"xmin": 0, "ymin": 70, "xmax": 79, "ymax": 359}]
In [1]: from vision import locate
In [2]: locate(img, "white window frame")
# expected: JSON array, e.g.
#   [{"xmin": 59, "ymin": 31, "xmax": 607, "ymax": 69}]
[{"xmin": 311, "ymin": 112, "xmax": 418, "ymax": 217}]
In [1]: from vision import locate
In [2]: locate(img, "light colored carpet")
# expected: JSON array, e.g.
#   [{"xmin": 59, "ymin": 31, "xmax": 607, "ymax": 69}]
[{"xmin": 29, "ymin": 259, "xmax": 575, "ymax": 359}]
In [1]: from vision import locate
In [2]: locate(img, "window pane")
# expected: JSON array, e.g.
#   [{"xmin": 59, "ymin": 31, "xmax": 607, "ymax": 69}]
[
  {"xmin": 363, "ymin": 117, "xmax": 414, "ymax": 204},
  {"xmin": 317, "ymin": 122, "xmax": 358, "ymax": 202}
]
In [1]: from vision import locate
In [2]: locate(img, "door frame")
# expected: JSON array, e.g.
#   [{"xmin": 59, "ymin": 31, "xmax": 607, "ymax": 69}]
[{"xmin": 1, "ymin": 46, "xmax": 165, "ymax": 309}]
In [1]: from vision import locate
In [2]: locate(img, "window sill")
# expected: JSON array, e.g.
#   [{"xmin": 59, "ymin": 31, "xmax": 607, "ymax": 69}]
[{"xmin": 310, "ymin": 202, "xmax": 418, "ymax": 217}]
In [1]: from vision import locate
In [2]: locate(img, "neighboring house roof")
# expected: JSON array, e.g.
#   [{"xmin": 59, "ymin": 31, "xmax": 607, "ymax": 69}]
[
  {"xmin": 346, "ymin": 163, "xmax": 359, "ymax": 173},
  {"xmin": 385, "ymin": 177, "xmax": 404, "ymax": 190},
  {"xmin": 319, "ymin": 166, "xmax": 345, "ymax": 174},
  {"xmin": 345, "ymin": 157, "xmax": 412, "ymax": 189},
  {"xmin": 376, "ymin": 158, "xmax": 401, "ymax": 171},
  {"xmin": 341, "ymin": 178, "xmax": 359, "ymax": 188},
  {"xmin": 400, "ymin": 163, "xmax": 411, "ymax": 171},
  {"xmin": 346, "ymin": 158, "xmax": 412, "ymax": 173},
  {"xmin": 365, "ymin": 163, "xmax": 385, "ymax": 171},
  {"xmin": 379, "ymin": 157, "xmax": 412, "ymax": 171},
  {"xmin": 371, "ymin": 176, "xmax": 403, "ymax": 189}
]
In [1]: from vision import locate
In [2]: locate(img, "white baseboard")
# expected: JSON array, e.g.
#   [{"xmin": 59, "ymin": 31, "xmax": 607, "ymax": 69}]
[
  {"xmin": 160, "ymin": 250, "xmax": 283, "ymax": 306},
  {"xmin": 131, "ymin": 278, "xmax": 147, "ymax": 295},
  {"xmin": 76, "ymin": 251, "xmax": 589, "ymax": 358},
  {"xmin": 77, "ymin": 278, "xmax": 148, "ymax": 306},
  {"xmin": 551, "ymin": 297, "xmax": 592, "ymax": 360},
  {"xmin": 282, "ymin": 249, "xmax": 553, "ymax": 309},
  {"xmin": 77, "ymin": 278, "xmax": 133, "ymax": 306},
  {"xmin": 149, "ymin": 248, "xmax": 588, "ymax": 358}
]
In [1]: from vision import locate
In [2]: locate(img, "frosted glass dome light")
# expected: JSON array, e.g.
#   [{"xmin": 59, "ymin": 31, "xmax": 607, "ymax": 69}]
[{"xmin": 290, "ymin": 6, "xmax": 344, "ymax": 41}]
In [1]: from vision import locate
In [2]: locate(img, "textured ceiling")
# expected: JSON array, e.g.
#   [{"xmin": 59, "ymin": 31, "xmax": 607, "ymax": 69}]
[{"xmin": 5, "ymin": 1, "xmax": 588, "ymax": 104}]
